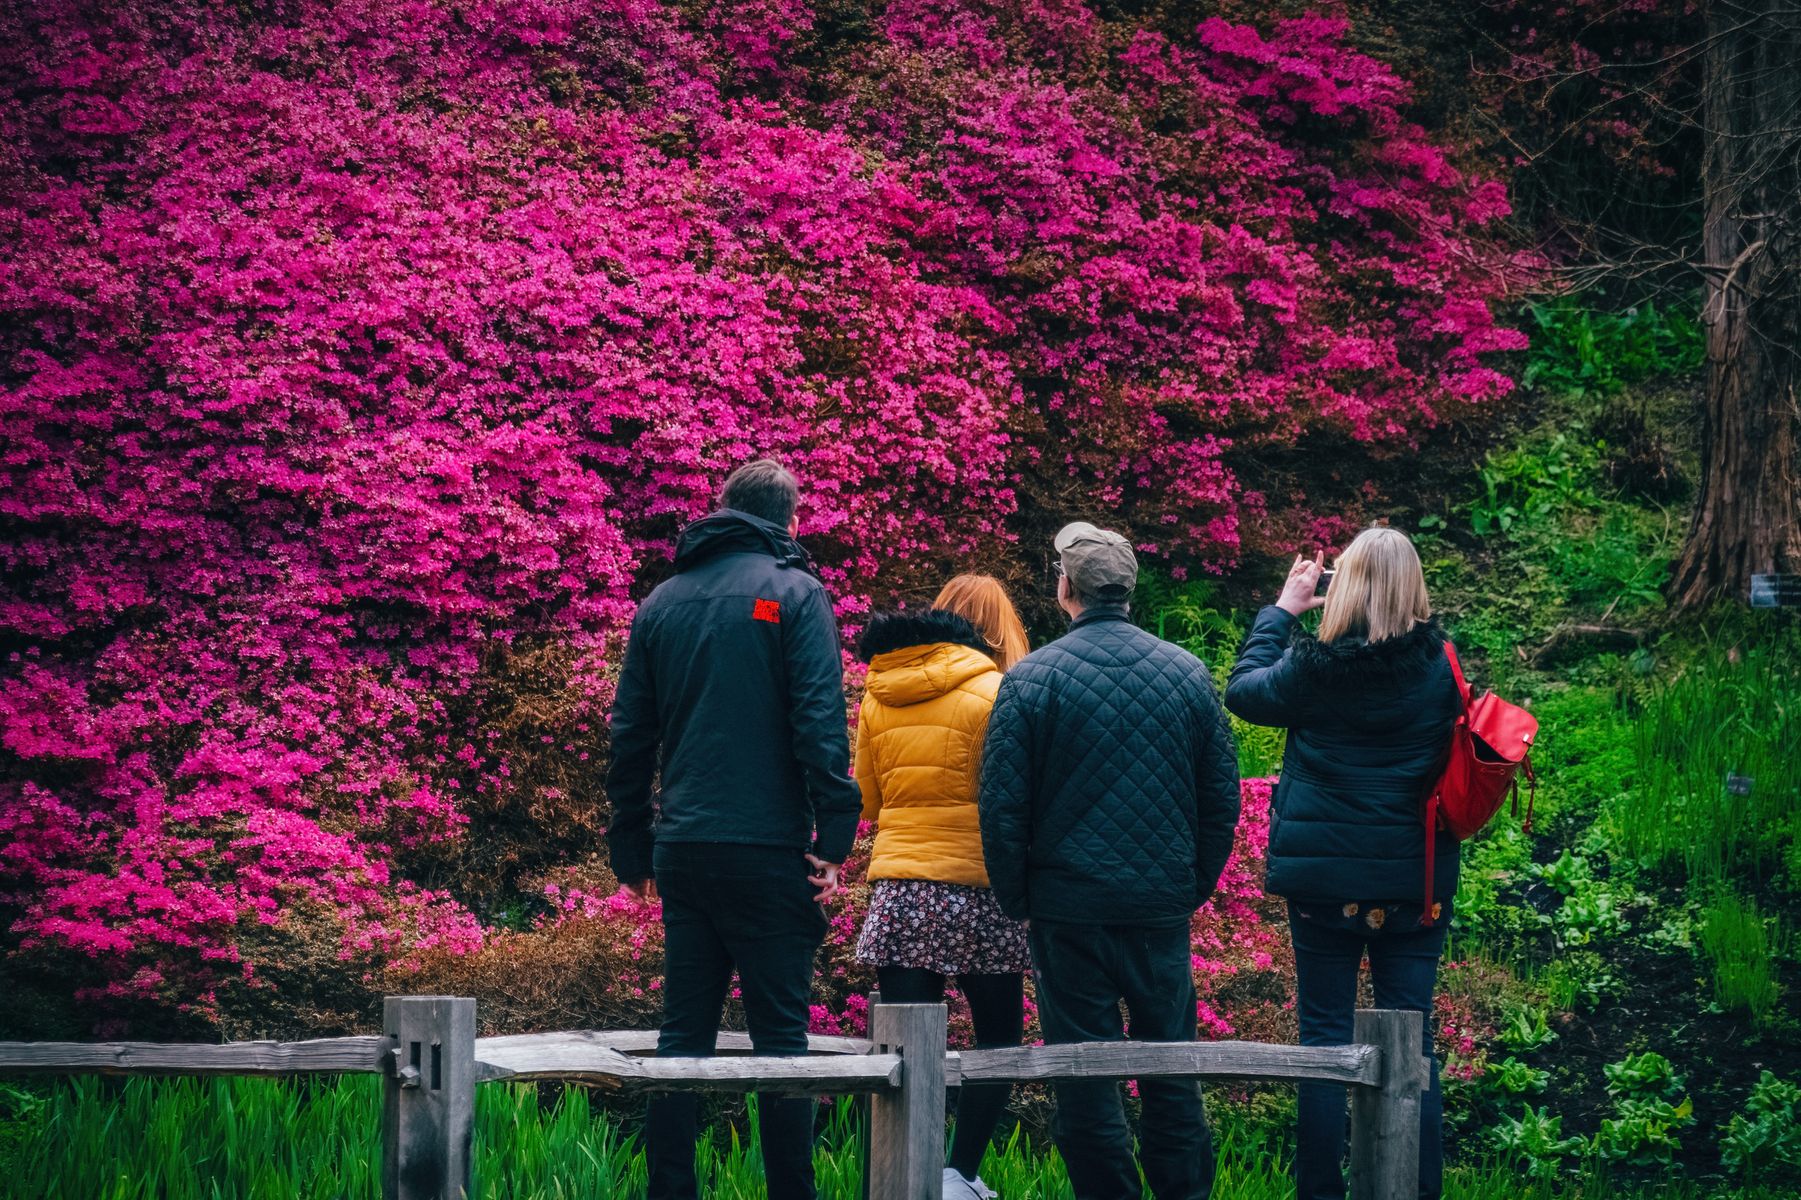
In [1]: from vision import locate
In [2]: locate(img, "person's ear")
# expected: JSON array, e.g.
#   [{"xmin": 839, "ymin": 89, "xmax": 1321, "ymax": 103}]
[
  {"xmin": 788, "ymin": 515, "xmax": 800, "ymax": 537},
  {"xmin": 1056, "ymin": 575, "xmax": 1070, "ymax": 604}
]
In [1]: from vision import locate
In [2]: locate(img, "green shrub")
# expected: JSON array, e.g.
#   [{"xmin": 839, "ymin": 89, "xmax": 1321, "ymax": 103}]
[
  {"xmin": 1451, "ymin": 824, "xmax": 1550, "ymax": 963},
  {"xmin": 1139, "ymin": 572, "xmax": 1286, "ymax": 776},
  {"xmin": 1523, "ymin": 688, "xmax": 1634, "ymax": 826}
]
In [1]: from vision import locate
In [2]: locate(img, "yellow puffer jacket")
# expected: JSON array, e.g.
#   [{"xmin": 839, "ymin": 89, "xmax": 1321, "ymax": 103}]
[{"xmin": 856, "ymin": 638, "xmax": 1002, "ymax": 887}]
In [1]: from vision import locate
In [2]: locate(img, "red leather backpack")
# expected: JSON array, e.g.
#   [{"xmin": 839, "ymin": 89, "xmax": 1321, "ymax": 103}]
[{"xmin": 1420, "ymin": 642, "xmax": 1537, "ymax": 923}]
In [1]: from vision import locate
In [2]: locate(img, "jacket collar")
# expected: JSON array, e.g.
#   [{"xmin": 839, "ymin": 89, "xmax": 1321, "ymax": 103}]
[
  {"xmin": 858, "ymin": 609, "xmax": 991, "ymax": 662},
  {"xmin": 1289, "ymin": 617, "xmax": 1447, "ymax": 683},
  {"xmin": 672, "ymin": 509, "xmax": 816, "ymax": 575},
  {"xmin": 1070, "ymin": 605, "xmax": 1132, "ymax": 631}
]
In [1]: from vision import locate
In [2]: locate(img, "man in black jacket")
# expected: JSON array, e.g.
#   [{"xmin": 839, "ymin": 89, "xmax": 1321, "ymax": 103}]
[
  {"xmin": 980, "ymin": 522, "xmax": 1242, "ymax": 1200},
  {"xmin": 606, "ymin": 459, "xmax": 861, "ymax": 1200}
]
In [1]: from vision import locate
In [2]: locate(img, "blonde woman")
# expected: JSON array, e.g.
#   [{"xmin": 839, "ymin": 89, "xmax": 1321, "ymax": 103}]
[
  {"xmin": 1224, "ymin": 528, "xmax": 1462, "ymax": 1200},
  {"xmin": 854, "ymin": 575, "xmax": 1030, "ymax": 1200}
]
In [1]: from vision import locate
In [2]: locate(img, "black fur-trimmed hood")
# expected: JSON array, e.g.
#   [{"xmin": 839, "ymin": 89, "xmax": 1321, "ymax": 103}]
[
  {"xmin": 856, "ymin": 609, "xmax": 991, "ymax": 664},
  {"xmin": 1288, "ymin": 618, "xmax": 1448, "ymax": 684}
]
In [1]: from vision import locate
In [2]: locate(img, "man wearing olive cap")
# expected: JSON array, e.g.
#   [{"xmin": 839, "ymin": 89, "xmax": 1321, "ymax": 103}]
[{"xmin": 979, "ymin": 522, "xmax": 1242, "ymax": 1200}]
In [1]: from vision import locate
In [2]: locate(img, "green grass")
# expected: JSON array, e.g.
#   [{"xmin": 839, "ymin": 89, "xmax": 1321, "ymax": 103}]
[
  {"xmin": 1614, "ymin": 635, "xmax": 1800, "ymax": 886},
  {"xmin": 1698, "ymin": 892, "xmax": 1787, "ymax": 1029},
  {"xmin": 4, "ymin": 1075, "xmax": 1775, "ymax": 1200}
]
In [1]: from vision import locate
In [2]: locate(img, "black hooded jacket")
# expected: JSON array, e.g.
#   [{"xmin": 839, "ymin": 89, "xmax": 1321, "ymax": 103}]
[
  {"xmin": 977, "ymin": 607, "xmax": 1242, "ymax": 926},
  {"xmin": 604, "ymin": 510, "xmax": 861, "ymax": 884},
  {"xmin": 1224, "ymin": 606, "xmax": 1462, "ymax": 905}
]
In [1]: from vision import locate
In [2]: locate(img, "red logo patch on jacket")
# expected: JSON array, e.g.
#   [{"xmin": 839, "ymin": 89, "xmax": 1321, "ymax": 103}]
[{"xmin": 752, "ymin": 598, "xmax": 782, "ymax": 623}]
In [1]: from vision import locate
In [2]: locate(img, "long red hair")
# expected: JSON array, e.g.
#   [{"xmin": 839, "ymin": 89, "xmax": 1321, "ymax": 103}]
[{"xmin": 933, "ymin": 574, "xmax": 1030, "ymax": 671}]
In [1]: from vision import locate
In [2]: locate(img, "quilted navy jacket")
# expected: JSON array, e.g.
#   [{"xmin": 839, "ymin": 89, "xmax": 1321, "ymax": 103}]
[
  {"xmin": 977, "ymin": 608, "xmax": 1241, "ymax": 926},
  {"xmin": 1224, "ymin": 606, "xmax": 1461, "ymax": 906}
]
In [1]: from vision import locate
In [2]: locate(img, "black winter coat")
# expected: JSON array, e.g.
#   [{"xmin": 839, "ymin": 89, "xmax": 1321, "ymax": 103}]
[
  {"xmin": 1224, "ymin": 606, "xmax": 1461, "ymax": 906},
  {"xmin": 978, "ymin": 608, "xmax": 1241, "ymax": 926},
  {"xmin": 604, "ymin": 510, "xmax": 862, "ymax": 885}
]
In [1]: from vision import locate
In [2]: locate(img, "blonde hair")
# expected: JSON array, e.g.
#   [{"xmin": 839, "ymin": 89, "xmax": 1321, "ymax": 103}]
[
  {"xmin": 933, "ymin": 574, "xmax": 1030, "ymax": 671},
  {"xmin": 1317, "ymin": 527, "xmax": 1432, "ymax": 644}
]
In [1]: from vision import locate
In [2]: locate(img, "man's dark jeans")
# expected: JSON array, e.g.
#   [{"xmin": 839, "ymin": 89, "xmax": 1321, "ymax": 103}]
[
  {"xmin": 1029, "ymin": 920, "xmax": 1214, "ymax": 1200},
  {"xmin": 648, "ymin": 843, "xmax": 827, "ymax": 1200},
  {"xmin": 1288, "ymin": 903, "xmax": 1449, "ymax": 1200}
]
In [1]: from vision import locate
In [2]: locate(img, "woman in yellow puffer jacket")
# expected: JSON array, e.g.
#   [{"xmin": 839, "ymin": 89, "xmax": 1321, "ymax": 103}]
[{"xmin": 853, "ymin": 575, "xmax": 1029, "ymax": 1200}]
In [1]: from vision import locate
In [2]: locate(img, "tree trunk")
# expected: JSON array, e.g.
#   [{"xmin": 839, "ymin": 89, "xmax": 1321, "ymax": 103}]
[{"xmin": 1670, "ymin": 0, "xmax": 1801, "ymax": 610}]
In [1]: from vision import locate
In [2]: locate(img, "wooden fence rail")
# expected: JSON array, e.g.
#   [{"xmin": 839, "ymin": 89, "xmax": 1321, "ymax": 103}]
[{"xmin": 0, "ymin": 995, "xmax": 1426, "ymax": 1200}]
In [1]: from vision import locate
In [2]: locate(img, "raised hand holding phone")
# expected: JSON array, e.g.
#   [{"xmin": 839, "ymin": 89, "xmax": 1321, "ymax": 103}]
[{"xmin": 1276, "ymin": 551, "xmax": 1328, "ymax": 616}]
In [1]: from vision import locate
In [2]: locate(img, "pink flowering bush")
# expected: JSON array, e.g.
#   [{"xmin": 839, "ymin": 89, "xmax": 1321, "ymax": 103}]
[{"xmin": 0, "ymin": 0, "xmax": 1525, "ymax": 1032}]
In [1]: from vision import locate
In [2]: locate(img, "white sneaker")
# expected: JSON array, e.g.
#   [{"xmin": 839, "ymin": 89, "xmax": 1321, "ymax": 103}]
[{"xmin": 942, "ymin": 1167, "xmax": 998, "ymax": 1200}]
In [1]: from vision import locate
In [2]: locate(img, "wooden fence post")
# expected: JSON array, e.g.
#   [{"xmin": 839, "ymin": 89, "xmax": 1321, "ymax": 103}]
[
  {"xmin": 861, "ymin": 991, "xmax": 882, "ymax": 1200},
  {"xmin": 868, "ymin": 1002, "xmax": 946, "ymax": 1200},
  {"xmin": 382, "ymin": 995, "xmax": 476, "ymax": 1200},
  {"xmin": 1347, "ymin": 1008, "xmax": 1427, "ymax": 1200}
]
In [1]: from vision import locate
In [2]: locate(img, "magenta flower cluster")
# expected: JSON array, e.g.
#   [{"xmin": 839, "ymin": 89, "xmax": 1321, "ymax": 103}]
[{"xmin": 0, "ymin": 0, "xmax": 1523, "ymax": 1025}]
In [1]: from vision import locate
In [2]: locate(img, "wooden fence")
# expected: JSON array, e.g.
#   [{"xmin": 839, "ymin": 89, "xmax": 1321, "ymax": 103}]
[{"xmin": 0, "ymin": 995, "xmax": 1428, "ymax": 1200}]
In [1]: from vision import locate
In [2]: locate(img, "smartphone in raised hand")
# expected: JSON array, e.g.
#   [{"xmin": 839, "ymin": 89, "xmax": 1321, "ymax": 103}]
[{"xmin": 1315, "ymin": 569, "xmax": 1336, "ymax": 596}]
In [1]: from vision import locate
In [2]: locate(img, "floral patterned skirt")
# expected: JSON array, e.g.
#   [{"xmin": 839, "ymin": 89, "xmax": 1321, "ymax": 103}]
[{"xmin": 855, "ymin": 879, "xmax": 1031, "ymax": 975}]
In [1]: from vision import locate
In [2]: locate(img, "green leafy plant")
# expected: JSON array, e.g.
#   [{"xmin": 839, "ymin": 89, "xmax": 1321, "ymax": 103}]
[
  {"xmin": 1520, "ymin": 298, "xmax": 1704, "ymax": 399},
  {"xmin": 1595, "ymin": 1095, "xmax": 1694, "ymax": 1167},
  {"xmin": 1142, "ymin": 573, "xmax": 1245, "ymax": 671},
  {"xmin": 1554, "ymin": 889, "xmax": 1628, "ymax": 946},
  {"xmin": 1497, "ymin": 1002, "xmax": 1558, "ymax": 1053},
  {"xmin": 1537, "ymin": 505, "xmax": 1673, "ymax": 614},
  {"xmin": 1466, "ymin": 434, "xmax": 1603, "ymax": 535},
  {"xmin": 1482, "ymin": 1057, "xmax": 1550, "ymax": 1098},
  {"xmin": 1591, "ymin": 1052, "xmax": 1694, "ymax": 1168},
  {"xmin": 1542, "ymin": 950, "xmax": 1623, "ymax": 1012},
  {"xmin": 1532, "ymin": 850, "xmax": 1592, "ymax": 896},
  {"xmin": 1720, "ymin": 1071, "xmax": 1801, "ymax": 1181},
  {"xmin": 1604, "ymin": 1052, "xmax": 1686, "ymax": 1101},
  {"xmin": 1488, "ymin": 1104, "xmax": 1587, "ymax": 1179}
]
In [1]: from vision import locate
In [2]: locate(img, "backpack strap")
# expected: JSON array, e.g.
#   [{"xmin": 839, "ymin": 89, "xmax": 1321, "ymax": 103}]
[
  {"xmin": 1442, "ymin": 640, "xmax": 1473, "ymax": 709},
  {"xmin": 1521, "ymin": 754, "xmax": 1536, "ymax": 834},
  {"xmin": 1420, "ymin": 789, "xmax": 1439, "ymax": 926},
  {"xmin": 1420, "ymin": 640, "xmax": 1469, "ymax": 927}
]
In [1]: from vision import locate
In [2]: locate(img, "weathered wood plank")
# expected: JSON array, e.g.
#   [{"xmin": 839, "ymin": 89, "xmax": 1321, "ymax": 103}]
[
  {"xmin": 1348, "ymin": 1009, "xmax": 1426, "ymax": 1200},
  {"xmin": 474, "ymin": 1029, "xmax": 870, "ymax": 1059},
  {"xmin": 0, "ymin": 1036, "xmax": 389, "ymax": 1076},
  {"xmin": 474, "ymin": 1038, "xmax": 901, "ymax": 1094},
  {"xmin": 382, "ymin": 995, "xmax": 476, "ymax": 1200},
  {"xmin": 952, "ymin": 1040, "xmax": 1381, "ymax": 1087},
  {"xmin": 869, "ymin": 1003, "xmax": 947, "ymax": 1200}
]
